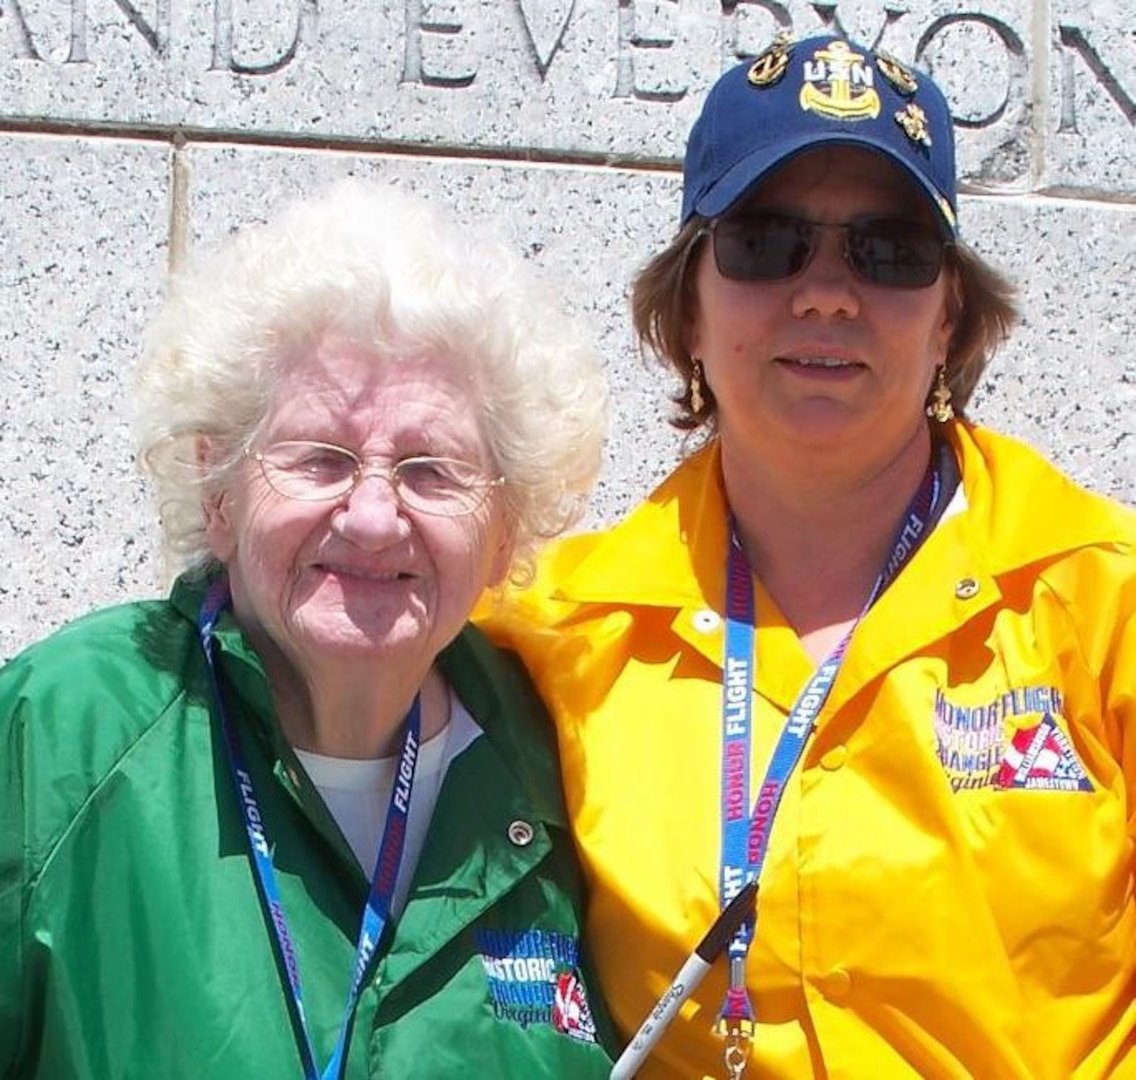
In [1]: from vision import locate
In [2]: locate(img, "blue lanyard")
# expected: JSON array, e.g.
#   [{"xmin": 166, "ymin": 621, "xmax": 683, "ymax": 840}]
[
  {"xmin": 198, "ymin": 579, "xmax": 421, "ymax": 1080},
  {"xmin": 716, "ymin": 446, "xmax": 953, "ymax": 1035}
]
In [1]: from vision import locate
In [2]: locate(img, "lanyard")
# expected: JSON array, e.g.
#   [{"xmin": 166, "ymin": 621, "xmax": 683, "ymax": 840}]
[
  {"xmin": 198, "ymin": 578, "xmax": 421, "ymax": 1080},
  {"xmin": 715, "ymin": 443, "xmax": 956, "ymax": 1071}
]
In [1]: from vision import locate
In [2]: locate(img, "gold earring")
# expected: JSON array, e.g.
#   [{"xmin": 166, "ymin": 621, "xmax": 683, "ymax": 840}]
[
  {"xmin": 690, "ymin": 359, "xmax": 705, "ymax": 414},
  {"xmin": 925, "ymin": 365, "xmax": 954, "ymax": 423}
]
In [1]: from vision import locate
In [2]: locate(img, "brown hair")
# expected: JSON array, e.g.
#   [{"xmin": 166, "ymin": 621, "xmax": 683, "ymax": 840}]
[{"xmin": 630, "ymin": 219, "xmax": 1019, "ymax": 432}]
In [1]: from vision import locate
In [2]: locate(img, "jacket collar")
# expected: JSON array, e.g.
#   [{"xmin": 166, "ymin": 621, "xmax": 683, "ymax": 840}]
[
  {"xmin": 552, "ymin": 422, "xmax": 1135, "ymax": 612},
  {"xmin": 946, "ymin": 421, "xmax": 1136, "ymax": 574},
  {"xmin": 437, "ymin": 625, "xmax": 566, "ymax": 828},
  {"xmin": 171, "ymin": 570, "xmax": 566, "ymax": 830},
  {"xmin": 554, "ymin": 440, "xmax": 728, "ymax": 609}
]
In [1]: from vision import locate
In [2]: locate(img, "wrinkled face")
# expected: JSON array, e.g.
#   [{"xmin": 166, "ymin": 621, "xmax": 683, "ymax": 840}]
[
  {"xmin": 688, "ymin": 147, "xmax": 957, "ymax": 467},
  {"xmin": 205, "ymin": 331, "xmax": 512, "ymax": 683}
]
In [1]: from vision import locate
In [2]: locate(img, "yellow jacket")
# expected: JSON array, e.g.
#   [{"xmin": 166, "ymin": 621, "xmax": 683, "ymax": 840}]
[{"xmin": 477, "ymin": 422, "xmax": 1136, "ymax": 1079}]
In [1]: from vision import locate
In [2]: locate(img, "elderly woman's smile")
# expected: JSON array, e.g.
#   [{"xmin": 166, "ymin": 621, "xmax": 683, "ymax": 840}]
[{"xmin": 207, "ymin": 334, "xmax": 511, "ymax": 691}]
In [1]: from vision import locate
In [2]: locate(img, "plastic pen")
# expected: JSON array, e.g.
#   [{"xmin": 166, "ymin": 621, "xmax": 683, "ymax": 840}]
[{"xmin": 608, "ymin": 878, "xmax": 759, "ymax": 1080}]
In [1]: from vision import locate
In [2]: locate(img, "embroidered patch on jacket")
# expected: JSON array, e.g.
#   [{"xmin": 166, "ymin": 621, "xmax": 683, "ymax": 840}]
[
  {"xmin": 552, "ymin": 968, "xmax": 597, "ymax": 1042},
  {"xmin": 476, "ymin": 928, "xmax": 598, "ymax": 1043},
  {"xmin": 995, "ymin": 713, "xmax": 1093, "ymax": 791},
  {"xmin": 933, "ymin": 685, "xmax": 1089, "ymax": 793}
]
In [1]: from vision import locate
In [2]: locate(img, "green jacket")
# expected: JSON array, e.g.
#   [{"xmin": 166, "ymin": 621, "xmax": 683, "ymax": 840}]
[{"xmin": 0, "ymin": 574, "xmax": 615, "ymax": 1078}]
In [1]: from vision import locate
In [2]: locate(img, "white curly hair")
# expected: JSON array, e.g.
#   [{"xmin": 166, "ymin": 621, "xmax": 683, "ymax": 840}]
[{"xmin": 134, "ymin": 178, "xmax": 609, "ymax": 582}]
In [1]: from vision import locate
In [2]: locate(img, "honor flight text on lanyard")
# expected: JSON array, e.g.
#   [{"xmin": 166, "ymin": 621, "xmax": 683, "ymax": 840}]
[
  {"xmin": 715, "ymin": 442, "xmax": 958, "ymax": 1079},
  {"xmin": 199, "ymin": 579, "xmax": 421, "ymax": 1080}
]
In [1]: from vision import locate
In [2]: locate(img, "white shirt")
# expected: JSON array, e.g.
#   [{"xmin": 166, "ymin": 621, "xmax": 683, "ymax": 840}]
[{"xmin": 294, "ymin": 689, "xmax": 480, "ymax": 916}]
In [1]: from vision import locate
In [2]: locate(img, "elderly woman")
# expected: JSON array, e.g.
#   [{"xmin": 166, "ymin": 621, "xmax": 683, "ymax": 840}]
[
  {"xmin": 0, "ymin": 181, "xmax": 614, "ymax": 1077},
  {"xmin": 479, "ymin": 32, "xmax": 1136, "ymax": 1080}
]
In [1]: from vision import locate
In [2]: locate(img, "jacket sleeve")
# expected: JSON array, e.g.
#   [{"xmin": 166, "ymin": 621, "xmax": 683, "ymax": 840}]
[
  {"xmin": 0, "ymin": 661, "xmax": 28, "ymax": 1078},
  {"xmin": 1080, "ymin": 545, "xmax": 1136, "ymax": 849},
  {"xmin": 1108, "ymin": 578, "xmax": 1136, "ymax": 849}
]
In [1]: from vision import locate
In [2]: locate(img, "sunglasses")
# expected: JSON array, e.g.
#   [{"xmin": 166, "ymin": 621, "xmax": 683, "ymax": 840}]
[{"xmin": 703, "ymin": 212, "xmax": 948, "ymax": 289}]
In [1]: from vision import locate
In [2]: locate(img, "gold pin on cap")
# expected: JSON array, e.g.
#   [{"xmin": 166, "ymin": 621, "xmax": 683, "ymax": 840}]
[
  {"xmin": 896, "ymin": 102, "xmax": 933, "ymax": 147},
  {"xmin": 877, "ymin": 52, "xmax": 918, "ymax": 95},
  {"xmin": 747, "ymin": 31, "xmax": 792, "ymax": 88}
]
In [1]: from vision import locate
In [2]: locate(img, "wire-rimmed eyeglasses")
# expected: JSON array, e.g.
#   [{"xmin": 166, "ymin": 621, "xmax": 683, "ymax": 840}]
[{"xmin": 250, "ymin": 440, "xmax": 505, "ymax": 517}]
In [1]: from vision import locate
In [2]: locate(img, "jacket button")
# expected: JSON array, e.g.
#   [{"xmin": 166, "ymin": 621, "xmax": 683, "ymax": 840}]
[
  {"xmin": 693, "ymin": 609, "xmax": 721, "ymax": 633},
  {"xmin": 819, "ymin": 746, "xmax": 848, "ymax": 771},
  {"xmin": 508, "ymin": 820, "xmax": 535, "ymax": 846},
  {"xmin": 817, "ymin": 967, "xmax": 852, "ymax": 1001},
  {"xmin": 955, "ymin": 577, "xmax": 980, "ymax": 599}
]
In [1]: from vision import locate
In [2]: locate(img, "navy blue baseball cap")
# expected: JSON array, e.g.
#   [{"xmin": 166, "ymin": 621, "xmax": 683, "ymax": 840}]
[{"xmin": 681, "ymin": 33, "xmax": 959, "ymax": 237}]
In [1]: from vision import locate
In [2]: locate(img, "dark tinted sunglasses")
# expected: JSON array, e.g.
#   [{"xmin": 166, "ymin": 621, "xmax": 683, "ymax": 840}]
[{"xmin": 704, "ymin": 212, "xmax": 948, "ymax": 289}]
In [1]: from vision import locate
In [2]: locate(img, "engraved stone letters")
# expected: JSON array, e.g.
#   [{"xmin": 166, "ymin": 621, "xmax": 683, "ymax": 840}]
[{"xmin": 0, "ymin": 1, "xmax": 1131, "ymax": 138}]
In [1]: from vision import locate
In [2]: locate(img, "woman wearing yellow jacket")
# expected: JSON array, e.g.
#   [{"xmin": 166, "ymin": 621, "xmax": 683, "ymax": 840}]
[{"xmin": 478, "ymin": 31, "xmax": 1136, "ymax": 1080}]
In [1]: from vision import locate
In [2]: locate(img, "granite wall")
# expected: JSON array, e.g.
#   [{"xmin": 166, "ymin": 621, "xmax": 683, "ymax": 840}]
[{"xmin": 1, "ymin": 0, "xmax": 1133, "ymax": 657}]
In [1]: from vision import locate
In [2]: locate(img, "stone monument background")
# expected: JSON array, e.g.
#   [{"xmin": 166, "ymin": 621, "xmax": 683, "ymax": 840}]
[{"xmin": 1, "ymin": 0, "xmax": 1133, "ymax": 659}]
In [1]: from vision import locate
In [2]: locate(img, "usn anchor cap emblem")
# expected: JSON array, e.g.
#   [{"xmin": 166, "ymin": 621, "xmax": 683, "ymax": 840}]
[
  {"xmin": 798, "ymin": 40, "xmax": 881, "ymax": 121},
  {"xmin": 747, "ymin": 31, "xmax": 793, "ymax": 88}
]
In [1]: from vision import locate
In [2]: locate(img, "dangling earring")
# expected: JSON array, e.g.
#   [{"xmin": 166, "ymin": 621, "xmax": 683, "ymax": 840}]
[
  {"xmin": 925, "ymin": 365, "xmax": 954, "ymax": 423},
  {"xmin": 690, "ymin": 358, "xmax": 705, "ymax": 414}
]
